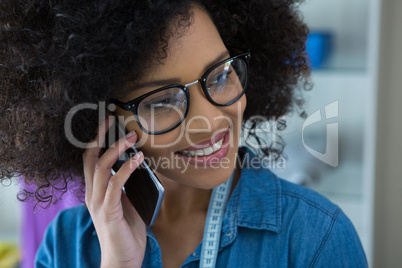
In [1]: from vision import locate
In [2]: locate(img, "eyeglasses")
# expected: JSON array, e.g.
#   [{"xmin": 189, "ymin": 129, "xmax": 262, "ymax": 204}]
[{"xmin": 111, "ymin": 49, "xmax": 250, "ymax": 135}]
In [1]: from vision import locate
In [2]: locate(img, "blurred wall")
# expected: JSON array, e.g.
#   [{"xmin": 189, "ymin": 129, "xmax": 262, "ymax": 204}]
[{"xmin": 374, "ymin": 0, "xmax": 402, "ymax": 267}]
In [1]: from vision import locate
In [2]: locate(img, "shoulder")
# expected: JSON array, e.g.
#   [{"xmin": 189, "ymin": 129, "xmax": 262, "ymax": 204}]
[
  {"xmin": 231, "ymin": 146, "xmax": 367, "ymax": 266},
  {"xmin": 280, "ymin": 180, "xmax": 367, "ymax": 266},
  {"xmin": 51, "ymin": 203, "xmax": 91, "ymax": 223},
  {"xmin": 235, "ymin": 146, "xmax": 341, "ymax": 228},
  {"xmin": 35, "ymin": 204, "xmax": 101, "ymax": 268},
  {"xmin": 237, "ymin": 146, "xmax": 355, "ymax": 227},
  {"xmin": 46, "ymin": 204, "xmax": 94, "ymax": 237},
  {"xmin": 279, "ymin": 178, "xmax": 340, "ymax": 221}
]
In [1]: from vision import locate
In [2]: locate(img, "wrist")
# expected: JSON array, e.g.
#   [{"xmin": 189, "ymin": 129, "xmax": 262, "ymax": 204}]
[{"xmin": 101, "ymin": 258, "xmax": 142, "ymax": 268}]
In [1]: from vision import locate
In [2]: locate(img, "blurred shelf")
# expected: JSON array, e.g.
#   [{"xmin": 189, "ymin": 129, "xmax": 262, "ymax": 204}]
[
  {"xmin": 310, "ymin": 68, "xmax": 369, "ymax": 78},
  {"xmin": 310, "ymin": 52, "xmax": 368, "ymax": 72}
]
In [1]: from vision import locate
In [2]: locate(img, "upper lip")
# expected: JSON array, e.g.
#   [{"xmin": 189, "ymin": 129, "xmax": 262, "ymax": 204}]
[{"xmin": 177, "ymin": 128, "xmax": 229, "ymax": 152}]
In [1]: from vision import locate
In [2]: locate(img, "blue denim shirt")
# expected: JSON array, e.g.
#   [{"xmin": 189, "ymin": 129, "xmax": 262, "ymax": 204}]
[{"xmin": 35, "ymin": 146, "xmax": 367, "ymax": 267}]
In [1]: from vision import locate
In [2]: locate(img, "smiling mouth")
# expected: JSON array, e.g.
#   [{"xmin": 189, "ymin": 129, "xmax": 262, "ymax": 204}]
[
  {"xmin": 175, "ymin": 128, "xmax": 230, "ymax": 157},
  {"xmin": 176, "ymin": 136, "xmax": 224, "ymax": 157}
]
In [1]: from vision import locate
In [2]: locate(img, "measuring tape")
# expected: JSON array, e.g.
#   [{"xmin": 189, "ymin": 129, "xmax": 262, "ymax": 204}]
[{"xmin": 199, "ymin": 169, "xmax": 235, "ymax": 268}]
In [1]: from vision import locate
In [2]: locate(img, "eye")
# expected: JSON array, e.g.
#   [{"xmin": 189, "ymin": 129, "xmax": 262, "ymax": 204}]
[
  {"xmin": 141, "ymin": 92, "xmax": 186, "ymax": 114},
  {"xmin": 210, "ymin": 70, "xmax": 233, "ymax": 86},
  {"xmin": 207, "ymin": 61, "xmax": 234, "ymax": 91},
  {"xmin": 143, "ymin": 97, "xmax": 172, "ymax": 111}
]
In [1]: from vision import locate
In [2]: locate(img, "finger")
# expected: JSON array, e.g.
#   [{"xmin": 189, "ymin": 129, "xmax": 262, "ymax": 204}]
[
  {"xmin": 103, "ymin": 151, "xmax": 144, "ymax": 210},
  {"xmin": 83, "ymin": 116, "xmax": 115, "ymax": 202},
  {"xmin": 92, "ymin": 130, "xmax": 138, "ymax": 204}
]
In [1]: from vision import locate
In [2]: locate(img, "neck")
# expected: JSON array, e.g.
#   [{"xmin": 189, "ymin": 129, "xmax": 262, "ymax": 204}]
[
  {"xmin": 157, "ymin": 178, "xmax": 212, "ymax": 222},
  {"xmin": 153, "ymin": 161, "xmax": 242, "ymax": 225}
]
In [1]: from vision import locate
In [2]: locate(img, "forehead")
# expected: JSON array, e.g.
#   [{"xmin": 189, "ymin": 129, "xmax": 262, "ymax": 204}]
[{"xmin": 123, "ymin": 6, "xmax": 228, "ymax": 100}]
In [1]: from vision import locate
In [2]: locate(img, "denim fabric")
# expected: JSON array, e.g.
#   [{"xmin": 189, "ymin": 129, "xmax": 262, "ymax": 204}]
[{"xmin": 35, "ymin": 146, "xmax": 367, "ymax": 267}]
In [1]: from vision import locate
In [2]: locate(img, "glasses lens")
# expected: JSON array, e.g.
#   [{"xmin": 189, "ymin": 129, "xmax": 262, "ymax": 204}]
[
  {"xmin": 137, "ymin": 87, "xmax": 187, "ymax": 133},
  {"xmin": 205, "ymin": 58, "xmax": 247, "ymax": 105}
]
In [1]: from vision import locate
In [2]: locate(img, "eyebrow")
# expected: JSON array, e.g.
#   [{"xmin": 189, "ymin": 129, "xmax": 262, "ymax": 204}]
[{"xmin": 132, "ymin": 50, "xmax": 230, "ymax": 92}]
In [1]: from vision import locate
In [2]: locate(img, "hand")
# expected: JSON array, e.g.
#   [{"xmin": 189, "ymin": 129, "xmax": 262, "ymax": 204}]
[{"xmin": 83, "ymin": 117, "xmax": 146, "ymax": 268}]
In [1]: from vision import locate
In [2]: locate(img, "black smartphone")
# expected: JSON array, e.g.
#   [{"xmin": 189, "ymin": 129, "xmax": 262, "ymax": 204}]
[{"xmin": 104, "ymin": 118, "xmax": 164, "ymax": 227}]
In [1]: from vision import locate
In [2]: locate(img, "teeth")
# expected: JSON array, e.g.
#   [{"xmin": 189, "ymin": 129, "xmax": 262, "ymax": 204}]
[
  {"xmin": 212, "ymin": 142, "xmax": 221, "ymax": 150},
  {"xmin": 203, "ymin": 147, "xmax": 214, "ymax": 155},
  {"xmin": 178, "ymin": 137, "xmax": 224, "ymax": 157}
]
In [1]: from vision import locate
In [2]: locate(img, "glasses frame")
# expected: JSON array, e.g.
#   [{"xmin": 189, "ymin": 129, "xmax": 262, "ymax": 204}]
[{"xmin": 111, "ymin": 49, "xmax": 251, "ymax": 135}]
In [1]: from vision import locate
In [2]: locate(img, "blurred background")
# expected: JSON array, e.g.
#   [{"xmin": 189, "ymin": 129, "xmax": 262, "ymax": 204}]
[{"xmin": 1, "ymin": 0, "xmax": 402, "ymax": 267}]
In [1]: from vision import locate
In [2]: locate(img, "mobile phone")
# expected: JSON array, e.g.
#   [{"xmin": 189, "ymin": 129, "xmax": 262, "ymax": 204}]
[{"xmin": 104, "ymin": 118, "xmax": 164, "ymax": 227}]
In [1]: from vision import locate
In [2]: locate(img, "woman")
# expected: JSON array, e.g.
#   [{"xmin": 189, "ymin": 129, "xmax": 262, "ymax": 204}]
[{"xmin": 0, "ymin": 0, "xmax": 367, "ymax": 267}]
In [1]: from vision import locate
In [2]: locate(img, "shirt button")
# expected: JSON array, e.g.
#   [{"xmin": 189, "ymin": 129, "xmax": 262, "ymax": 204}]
[
  {"xmin": 226, "ymin": 232, "xmax": 231, "ymax": 237},
  {"xmin": 192, "ymin": 252, "xmax": 196, "ymax": 257}
]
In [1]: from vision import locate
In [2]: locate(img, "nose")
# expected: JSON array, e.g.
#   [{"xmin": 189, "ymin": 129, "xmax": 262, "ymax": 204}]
[{"xmin": 183, "ymin": 80, "xmax": 226, "ymax": 133}]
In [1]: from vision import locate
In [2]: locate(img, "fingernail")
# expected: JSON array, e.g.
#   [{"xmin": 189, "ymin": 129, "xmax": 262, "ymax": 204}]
[
  {"xmin": 133, "ymin": 151, "xmax": 143, "ymax": 160},
  {"xmin": 125, "ymin": 130, "xmax": 136, "ymax": 139}
]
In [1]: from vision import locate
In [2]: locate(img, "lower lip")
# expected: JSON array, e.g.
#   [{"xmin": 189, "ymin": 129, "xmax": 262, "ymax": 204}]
[{"xmin": 174, "ymin": 129, "xmax": 231, "ymax": 166}]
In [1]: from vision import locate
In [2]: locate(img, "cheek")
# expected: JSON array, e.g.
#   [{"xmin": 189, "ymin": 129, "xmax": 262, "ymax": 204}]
[
  {"xmin": 135, "ymin": 127, "xmax": 184, "ymax": 154},
  {"xmin": 226, "ymin": 94, "xmax": 247, "ymax": 124},
  {"xmin": 240, "ymin": 94, "xmax": 247, "ymax": 114}
]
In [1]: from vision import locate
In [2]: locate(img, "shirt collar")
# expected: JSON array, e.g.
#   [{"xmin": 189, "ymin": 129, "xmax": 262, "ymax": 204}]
[{"xmin": 220, "ymin": 146, "xmax": 282, "ymax": 247}]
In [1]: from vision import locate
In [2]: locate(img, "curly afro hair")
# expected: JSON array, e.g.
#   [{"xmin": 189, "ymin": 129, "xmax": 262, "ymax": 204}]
[{"xmin": 0, "ymin": 0, "xmax": 310, "ymax": 206}]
